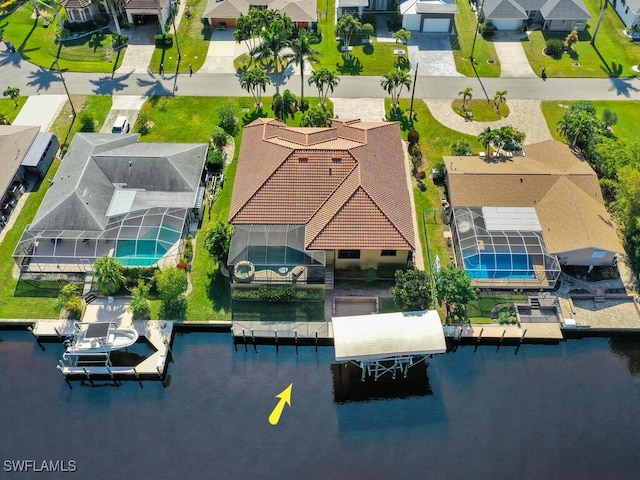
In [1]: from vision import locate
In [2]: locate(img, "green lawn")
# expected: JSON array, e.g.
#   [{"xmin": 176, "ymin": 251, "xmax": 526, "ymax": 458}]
[
  {"xmin": 452, "ymin": 0, "xmax": 501, "ymax": 77},
  {"xmin": 521, "ymin": 8, "xmax": 640, "ymax": 78},
  {"xmin": 378, "ymin": 297, "xmax": 399, "ymax": 313},
  {"xmin": 48, "ymin": 95, "xmax": 112, "ymax": 145},
  {"xmin": 541, "ymin": 100, "xmax": 640, "ymax": 142},
  {"xmin": 466, "ymin": 293, "xmax": 527, "ymax": 323},
  {"xmin": 313, "ymin": 0, "xmax": 409, "ymax": 75},
  {"xmin": 0, "ymin": 5, "xmax": 125, "ymax": 72},
  {"xmin": 0, "ymin": 97, "xmax": 28, "ymax": 122},
  {"xmin": 231, "ymin": 299, "xmax": 325, "ymax": 322},
  {"xmin": 149, "ymin": 0, "xmax": 211, "ymax": 74},
  {"xmin": 0, "ymin": 160, "xmax": 61, "ymax": 318}
]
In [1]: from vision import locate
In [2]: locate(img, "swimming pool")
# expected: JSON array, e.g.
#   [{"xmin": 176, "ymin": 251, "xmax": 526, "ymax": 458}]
[
  {"xmin": 114, "ymin": 226, "xmax": 180, "ymax": 267},
  {"xmin": 464, "ymin": 251, "xmax": 535, "ymax": 279}
]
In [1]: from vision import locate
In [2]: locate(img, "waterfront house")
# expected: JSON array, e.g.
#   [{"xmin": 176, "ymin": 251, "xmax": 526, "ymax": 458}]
[
  {"xmin": 228, "ymin": 118, "xmax": 415, "ymax": 286},
  {"xmin": 444, "ymin": 140, "xmax": 623, "ymax": 289},
  {"xmin": 13, "ymin": 133, "xmax": 207, "ymax": 272}
]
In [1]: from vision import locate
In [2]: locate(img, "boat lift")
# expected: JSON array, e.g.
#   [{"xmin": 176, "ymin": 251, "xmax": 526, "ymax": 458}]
[{"xmin": 332, "ymin": 311, "xmax": 447, "ymax": 382}]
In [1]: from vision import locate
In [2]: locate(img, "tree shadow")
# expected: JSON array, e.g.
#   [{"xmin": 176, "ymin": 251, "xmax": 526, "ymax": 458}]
[
  {"xmin": 593, "ymin": 44, "xmax": 623, "ymax": 77},
  {"xmin": 607, "ymin": 77, "xmax": 640, "ymax": 97},
  {"xmin": 89, "ymin": 71, "xmax": 133, "ymax": 95},
  {"xmin": 26, "ymin": 67, "xmax": 61, "ymax": 92},
  {"xmin": 336, "ymin": 53, "xmax": 363, "ymax": 75},
  {"xmin": 242, "ymin": 107, "xmax": 267, "ymax": 125},
  {"xmin": 207, "ymin": 268, "xmax": 230, "ymax": 315},
  {"xmin": 88, "ymin": 32, "xmax": 106, "ymax": 53},
  {"xmin": 135, "ymin": 75, "xmax": 174, "ymax": 97}
]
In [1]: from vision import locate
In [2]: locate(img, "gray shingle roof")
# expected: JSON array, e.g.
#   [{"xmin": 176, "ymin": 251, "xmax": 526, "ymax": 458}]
[
  {"xmin": 483, "ymin": 0, "xmax": 591, "ymax": 20},
  {"xmin": 540, "ymin": 0, "xmax": 591, "ymax": 20},
  {"xmin": 30, "ymin": 133, "xmax": 207, "ymax": 231},
  {"xmin": 483, "ymin": 0, "xmax": 527, "ymax": 19}
]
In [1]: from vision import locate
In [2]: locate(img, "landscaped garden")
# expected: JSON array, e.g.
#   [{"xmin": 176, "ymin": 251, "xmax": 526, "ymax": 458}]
[
  {"xmin": 521, "ymin": 6, "xmax": 640, "ymax": 78},
  {"xmin": 149, "ymin": 0, "xmax": 210, "ymax": 74},
  {"xmin": 0, "ymin": 3, "xmax": 125, "ymax": 72},
  {"xmin": 466, "ymin": 293, "xmax": 527, "ymax": 324}
]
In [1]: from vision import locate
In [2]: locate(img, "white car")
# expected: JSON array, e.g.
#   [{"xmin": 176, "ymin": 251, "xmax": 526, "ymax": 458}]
[{"xmin": 111, "ymin": 116, "xmax": 130, "ymax": 133}]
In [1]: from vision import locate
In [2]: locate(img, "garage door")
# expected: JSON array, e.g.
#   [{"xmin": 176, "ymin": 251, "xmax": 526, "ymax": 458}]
[
  {"xmin": 422, "ymin": 18, "xmax": 451, "ymax": 32},
  {"xmin": 491, "ymin": 19, "xmax": 520, "ymax": 30}
]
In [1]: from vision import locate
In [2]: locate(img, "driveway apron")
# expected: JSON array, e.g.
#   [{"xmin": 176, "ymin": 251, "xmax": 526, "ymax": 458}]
[
  {"xmin": 115, "ymin": 26, "xmax": 157, "ymax": 74},
  {"xmin": 408, "ymin": 33, "xmax": 462, "ymax": 76}
]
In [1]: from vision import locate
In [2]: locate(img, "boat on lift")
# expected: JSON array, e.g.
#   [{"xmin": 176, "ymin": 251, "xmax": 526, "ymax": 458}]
[{"xmin": 65, "ymin": 322, "xmax": 138, "ymax": 354}]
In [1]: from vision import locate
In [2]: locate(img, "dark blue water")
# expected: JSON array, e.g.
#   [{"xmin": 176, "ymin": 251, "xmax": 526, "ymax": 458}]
[{"xmin": 2, "ymin": 330, "xmax": 640, "ymax": 480}]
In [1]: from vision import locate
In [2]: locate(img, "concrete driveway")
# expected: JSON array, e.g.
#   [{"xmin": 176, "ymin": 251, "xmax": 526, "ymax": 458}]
[
  {"xmin": 492, "ymin": 31, "xmax": 538, "ymax": 78},
  {"xmin": 200, "ymin": 29, "xmax": 249, "ymax": 74},
  {"xmin": 100, "ymin": 95, "xmax": 148, "ymax": 133},
  {"xmin": 408, "ymin": 33, "xmax": 462, "ymax": 77},
  {"xmin": 115, "ymin": 26, "xmax": 157, "ymax": 74},
  {"xmin": 332, "ymin": 97, "xmax": 386, "ymax": 122}
]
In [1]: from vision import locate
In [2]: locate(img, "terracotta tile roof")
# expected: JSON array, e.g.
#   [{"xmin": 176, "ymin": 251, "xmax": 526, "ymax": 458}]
[
  {"xmin": 230, "ymin": 118, "xmax": 415, "ymax": 251},
  {"xmin": 444, "ymin": 140, "xmax": 623, "ymax": 255}
]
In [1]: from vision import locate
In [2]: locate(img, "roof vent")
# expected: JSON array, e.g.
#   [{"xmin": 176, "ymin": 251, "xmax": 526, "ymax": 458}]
[{"xmin": 129, "ymin": 161, "xmax": 133, "ymax": 168}]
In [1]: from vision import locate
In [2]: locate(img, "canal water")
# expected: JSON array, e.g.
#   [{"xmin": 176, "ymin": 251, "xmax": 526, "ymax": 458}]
[{"xmin": 2, "ymin": 330, "xmax": 640, "ymax": 479}]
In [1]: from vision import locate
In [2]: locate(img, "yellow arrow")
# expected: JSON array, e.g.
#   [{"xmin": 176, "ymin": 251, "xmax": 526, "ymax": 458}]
[{"xmin": 268, "ymin": 383, "xmax": 293, "ymax": 426}]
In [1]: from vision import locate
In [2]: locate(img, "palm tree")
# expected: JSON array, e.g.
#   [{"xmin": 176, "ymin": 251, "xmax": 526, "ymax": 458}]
[
  {"xmin": 335, "ymin": 14, "xmax": 362, "ymax": 50},
  {"xmin": 494, "ymin": 90, "xmax": 507, "ymax": 112},
  {"xmin": 557, "ymin": 110, "xmax": 597, "ymax": 147},
  {"xmin": 234, "ymin": 11, "xmax": 262, "ymax": 53},
  {"xmin": 284, "ymin": 29, "xmax": 320, "ymax": 109},
  {"xmin": 93, "ymin": 256, "xmax": 125, "ymax": 295},
  {"xmin": 0, "ymin": 113, "xmax": 10, "ymax": 125},
  {"xmin": 308, "ymin": 68, "xmax": 340, "ymax": 108},
  {"xmin": 459, "ymin": 87, "xmax": 473, "ymax": 108},
  {"xmin": 381, "ymin": 70, "xmax": 411, "ymax": 112},
  {"xmin": 3, "ymin": 87, "xmax": 20, "ymax": 108},
  {"xmin": 239, "ymin": 67, "xmax": 271, "ymax": 109},
  {"xmin": 250, "ymin": 12, "xmax": 293, "ymax": 95},
  {"xmin": 477, "ymin": 127, "xmax": 497, "ymax": 153},
  {"xmin": 272, "ymin": 90, "xmax": 298, "ymax": 123}
]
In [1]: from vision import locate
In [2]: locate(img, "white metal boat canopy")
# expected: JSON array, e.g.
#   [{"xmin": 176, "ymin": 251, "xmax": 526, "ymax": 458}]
[{"xmin": 332, "ymin": 311, "xmax": 447, "ymax": 362}]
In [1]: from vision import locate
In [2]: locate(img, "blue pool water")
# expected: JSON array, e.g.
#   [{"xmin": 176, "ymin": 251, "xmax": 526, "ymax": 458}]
[
  {"xmin": 2, "ymin": 331, "xmax": 640, "ymax": 479},
  {"xmin": 115, "ymin": 226, "xmax": 179, "ymax": 267},
  {"xmin": 465, "ymin": 251, "xmax": 535, "ymax": 279}
]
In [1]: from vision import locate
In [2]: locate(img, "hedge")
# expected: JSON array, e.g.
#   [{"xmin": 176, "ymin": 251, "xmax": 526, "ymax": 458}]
[{"xmin": 232, "ymin": 285, "xmax": 325, "ymax": 302}]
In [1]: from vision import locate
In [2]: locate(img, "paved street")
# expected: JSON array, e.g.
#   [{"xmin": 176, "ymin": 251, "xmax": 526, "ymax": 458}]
[{"xmin": 2, "ymin": 47, "xmax": 640, "ymax": 100}]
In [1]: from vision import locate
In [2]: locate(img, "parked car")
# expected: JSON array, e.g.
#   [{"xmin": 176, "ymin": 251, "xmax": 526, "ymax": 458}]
[{"xmin": 111, "ymin": 116, "xmax": 130, "ymax": 134}]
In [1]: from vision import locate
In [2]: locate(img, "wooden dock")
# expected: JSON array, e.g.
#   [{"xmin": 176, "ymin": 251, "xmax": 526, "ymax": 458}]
[
  {"xmin": 444, "ymin": 322, "xmax": 564, "ymax": 342},
  {"xmin": 231, "ymin": 320, "xmax": 333, "ymax": 343}
]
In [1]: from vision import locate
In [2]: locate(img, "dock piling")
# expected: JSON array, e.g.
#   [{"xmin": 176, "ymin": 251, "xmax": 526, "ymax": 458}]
[
  {"xmin": 477, "ymin": 328, "xmax": 484, "ymax": 343},
  {"xmin": 242, "ymin": 329, "xmax": 247, "ymax": 352},
  {"xmin": 315, "ymin": 331, "xmax": 318, "ymax": 352},
  {"xmin": 133, "ymin": 367, "xmax": 144, "ymax": 388},
  {"xmin": 294, "ymin": 330, "xmax": 298, "ymax": 355},
  {"xmin": 274, "ymin": 330, "xmax": 278, "ymax": 353},
  {"xmin": 251, "ymin": 329, "xmax": 257, "ymax": 352},
  {"xmin": 83, "ymin": 367, "xmax": 94, "ymax": 387},
  {"xmin": 231, "ymin": 327, "xmax": 237, "ymax": 352}
]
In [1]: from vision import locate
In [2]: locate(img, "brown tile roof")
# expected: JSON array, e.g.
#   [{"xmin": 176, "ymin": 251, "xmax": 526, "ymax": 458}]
[
  {"xmin": 204, "ymin": 0, "xmax": 317, "ymax": 22},
  {"xmin": 125, "ymin": 0, "xmax": 168, "ymax": 9},
  {"xmin": 444, "ymin": 140, "xmax": 623, "ymax": 255},
  {"xmin": 230, "ymin": 118, "xmax": 415, "ymax": 251}
]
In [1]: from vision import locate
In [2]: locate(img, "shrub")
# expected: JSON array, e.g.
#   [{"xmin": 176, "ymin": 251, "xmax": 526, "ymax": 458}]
[
  {"xmin": 113, "ymin": 34, "xmax": 128, "ymax": 49},
  {"xmin": 408, "ymin": 143, "xmax": 421, "ymax": 158},
  {"xmin": 416, "ymin": 170, "xmax": 426, "ymax": 180},
  {"xmin": 207, "ymin": 149, "xmax": 225, "ymax": 171},
  {"xmin": 137, "ymin": 112, "xmax": 151, "ymax": 135},
  {"xmin": 599, "ymin": 178, "xmax": 618, "ymax": 203},
  {"xmin": 545, "ymin": 39, "xmax": 564, "ymax": 56},
  {"xmin": 217, "ymin": 101, "xmax": 239, "ymax": 136},
  {"xmin": 407, "ymin": 129, "xmax": 420, "ymax": 145},
  {"xmin": 379, "ymin": 265, "xmax": 402, "ymax": 278},
  {"xmin": 451, "ymin": 140, "xmax": 473, "ymax": 156},
  {"xmin": 232, "ymin": 286, "xmax": 325, "ymax": 301},
  {"xmin": 480, "ymin": 23, "xmax": 496, "ymax": 37},
  {"xmin": 363, "ymin": 268, "xmax": 377, "ymax": 283},
  {"xmin": 498, "ymin": 306, "xmax": 517, "ymax": 324},
  {"xmin": 78, "ymin": 112, "xmax": 95, "ymax": 132},
  {"xmin": 155, "ymin": 34, "xmax": 174, "ymax": 48},
  {"xmin": 129, "ymin": 280, "xmax": 151, "ymax": 320},
  {"xmin": 210, "ymin": 126, "xmax": 228, "ymax": 150},
  {"xmin": 431, "ymin": 162, "xmax": 446, "ymax": 185},
  {"xmin": 177, "ymin": 261, "xmax": 188, "ymax": 270}
]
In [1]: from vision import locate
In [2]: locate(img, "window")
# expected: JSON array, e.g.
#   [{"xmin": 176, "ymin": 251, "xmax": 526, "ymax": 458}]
[
  {"xmin": 381, "ymin": 250, "xmax": 397, "ymax": 257},
  {"xmin": 591, "ymin": 250, "xmax": 607, "ymax": 259},
  {"xmin": 299, "ymin": 157, "xmax": 308, "ymax": 163},
  {"xmin": 332, "ymin": 157, "xmax": 342, "ymax": 164},
  {"xmin": 338, "ymin": 249, "xmax": 360, "ymax": 259}
]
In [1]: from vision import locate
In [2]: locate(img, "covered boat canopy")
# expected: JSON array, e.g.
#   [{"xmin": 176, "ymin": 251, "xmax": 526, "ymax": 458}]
[{"xmin": 332, "ymin": 311, "xmax": 446, "ymax": 362}]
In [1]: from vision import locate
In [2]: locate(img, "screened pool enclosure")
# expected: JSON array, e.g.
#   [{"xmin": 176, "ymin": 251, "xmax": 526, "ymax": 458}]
[
  {"xmin": 228, "ymin": 225, "xmax": 326, "ymax": 284},
  {"xmin": 14, "ymin": 207, "xmax": 189, "ymax": 272},
  {"xmin": 451, "ymin": 207, "xmax": 561, "ymax": 289}
]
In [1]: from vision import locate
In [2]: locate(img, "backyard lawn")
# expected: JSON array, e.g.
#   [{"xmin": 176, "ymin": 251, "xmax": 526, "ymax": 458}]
[
  {"xmin": 541, "ymin": 100, "xmax": 640, "ymax": 142},
  {"xmin": 149, "ymin": 0, "xmax": 210, "ymax": 74},
  {"xmin": 466, "ymin": 293, "xmax": 527, "ymax": 323},
  {"xmin": 0, "ymin": 4, "xmax": 125, "ymax": 72},
  {"xmin": 521, "ymin": 6, "xmax": 640, "ymax": 78},
  {"xmin": 313, "ymin": 0, "xmax": 409, "ymax": 75},
  {"xmin": 452, "ymin": 0, "xmax": 501, "ymax": 77}
]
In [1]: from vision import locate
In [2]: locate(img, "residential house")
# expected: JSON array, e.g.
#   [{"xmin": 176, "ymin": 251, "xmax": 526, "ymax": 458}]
[
  {"xmin": 203, "ymin": 0, "xmax": 317, "ymax": 29},
  {"xmin": 0, "ymin": 126, "xmax": 58, "ymax": 227},
  {"xmin": 481, "ymin": 0, "xmax": 591, "ymax": 31},
  {"xmin": 123, "ymin": 0, "xmax": 172, "ymax": 27},
  {"xmin": 444, "ymin": 140, "xmax": 623, "ymax": 289},
  {"xmin": 336, "ymin": 0, "xmax": 392, "ymax": 19},
  {"xmin": 228, "ymin": 118, "xmax": 415, "ymax": 286},
  {"xmin": 400, "ymin": 0, "xmax": 458, "ymax": 32},
  {"xmin": 609, "ymin": 0, "xmax": 640, "ymax": 29},
  {"xmin": 14, "ymin": 133, "xmax": 207, "ymax": 273},
  {"xmin": 61, "ymin": 0, "xmax": 102, "ymax": 23}
]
